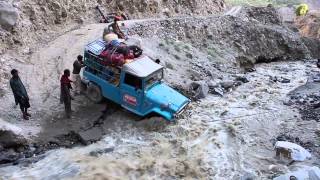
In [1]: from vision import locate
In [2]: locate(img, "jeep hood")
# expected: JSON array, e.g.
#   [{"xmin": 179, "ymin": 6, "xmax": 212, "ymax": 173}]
[{"xmin": 146, "ymin": 83, "xmax": 189, "ymax": 113}]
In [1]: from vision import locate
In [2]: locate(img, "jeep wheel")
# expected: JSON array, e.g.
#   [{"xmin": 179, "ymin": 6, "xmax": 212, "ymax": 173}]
[{"xmin": 87, "ymin": 83, "xmax": 103, "ymax": 103}]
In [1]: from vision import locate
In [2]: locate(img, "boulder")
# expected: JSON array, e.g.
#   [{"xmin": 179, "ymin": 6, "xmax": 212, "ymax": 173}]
[
  {"xmin": 220, "ymin": 81, "xmax": 234, "ymax": 90},
  {"xmin": 89, "ymin": 147, "xmax": 114, "ymax": 157},
  {"xmin": 275, "ymin": 141, "xmax": 311, "ymax": 161},
  {"xmin": 302, "ymin": 37, "xmax": 320, "ymax": 59},
  {"xmin": 0, "ymin": 149, "xmax": 20, "ymax": 164},
  {"xmin": 77, "ymin": 127, "xmax": 104, "ymax": 145},
  {"xmin": 0, "ymin": 119, "xmax": 27, "ymax": 149},
  {"xmin": 235, "ymin": 76, "xmax": 249, "ymax": 83},
  {"xmin": 189, "ymin": 81, "xmax": 209, "ymax": 100},
  {"xmin": 0, "ymin": 2, "xmax": 18, "ymax": 30},
  {"xmin": 211, "ymin": 87, "xmax": 224, "ymax": 96},
  {"xmin": 237, "ymin": 56, "xmax": 256, "ymax": 72}
]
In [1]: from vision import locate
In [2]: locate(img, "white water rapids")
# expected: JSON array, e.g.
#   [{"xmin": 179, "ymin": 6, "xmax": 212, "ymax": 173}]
[{"xmin": 1, "ymin": 59, "xmax": 319, "ymax": 179}]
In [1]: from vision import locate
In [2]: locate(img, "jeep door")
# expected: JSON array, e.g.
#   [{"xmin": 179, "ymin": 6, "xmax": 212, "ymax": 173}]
[{"xmin": 120, "ymin": 73, "xmax": 143, "ymax": 114}]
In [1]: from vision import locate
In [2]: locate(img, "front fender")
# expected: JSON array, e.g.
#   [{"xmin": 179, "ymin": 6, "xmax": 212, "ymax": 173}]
[{"xmin": 152, "ymin": 108, "xmax": 174, "ymax": 121}]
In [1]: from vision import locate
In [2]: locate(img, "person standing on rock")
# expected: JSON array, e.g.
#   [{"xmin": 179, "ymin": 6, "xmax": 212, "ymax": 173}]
[
  {"xmin": 72, "ymin": 55, "xmax": 85, "ymax": 95},
  {"xmin": 60, "ymin": 69, "xmax": 73, "ymax": 118},
  {"xmin": 10, "ymin": 69, "xmax": 31, "ymax": 120}
]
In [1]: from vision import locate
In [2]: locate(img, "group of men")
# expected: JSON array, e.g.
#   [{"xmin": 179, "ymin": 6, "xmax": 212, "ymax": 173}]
[
  {"xmin": 60, "ymin": 55, "xmax": 85, "ymax": 118},
  {"xmin": 10, "ymin": 15, "xmax": 129, "ymax": 120},
  {"xmin": 10, "ymin": 55, "xmax": 85, "ymax": 120}
]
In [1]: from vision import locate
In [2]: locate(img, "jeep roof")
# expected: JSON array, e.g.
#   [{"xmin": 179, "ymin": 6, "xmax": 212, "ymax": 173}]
[{"xmin": 123, "ymin": 56, "xmax": 162, "ymax": 78}]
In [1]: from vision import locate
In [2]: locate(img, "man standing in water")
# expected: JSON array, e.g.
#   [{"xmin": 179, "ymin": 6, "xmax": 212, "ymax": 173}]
[
  {"xmin": 10, "ymin": 69, "xmax": 31, "ymax": 120},
  {"xmin": 72, "ymin": 55, "xmax": 85, "ymax": 95},
  {"xmin": 60, "ymin": 69, "xmax": 73, "ymax": 118}
]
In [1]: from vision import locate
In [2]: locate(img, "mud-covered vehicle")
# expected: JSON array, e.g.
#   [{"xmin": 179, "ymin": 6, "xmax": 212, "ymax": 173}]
[{"xmin": 82, "ymin": 39, "xmax": 190, "ymax": 121}]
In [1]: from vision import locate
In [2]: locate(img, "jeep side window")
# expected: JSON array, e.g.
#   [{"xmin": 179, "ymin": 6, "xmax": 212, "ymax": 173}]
[{"xmin": 124, "ymin": 73, "xmax": 142, "ymax": 90}]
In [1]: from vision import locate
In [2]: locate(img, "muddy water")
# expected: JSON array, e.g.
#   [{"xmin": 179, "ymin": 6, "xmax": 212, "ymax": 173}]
[{"xmin": 1, "ymin": 61, "xmax": 318, "ymax": 179}]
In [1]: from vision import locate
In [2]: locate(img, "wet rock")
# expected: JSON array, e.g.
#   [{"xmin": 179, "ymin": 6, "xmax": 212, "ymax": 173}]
[
  {"xmin": 235, "ymin": 76, "xmax": 249, "ymax": 83},
  {"xmin": 283, "ymin": 99, "xmax": 294, "ymax": 106},
  {"xmin": 0, "ymin": 149, "xmax": 20, "ymax": 164},
  {"xmin": 275, "ymin": 141, "xmax": 311, "ymax": 161},
  {"xmin": 270, "ymin": 76, "xmax": 291, "ymax": 83},
  {"xmin": 220, "ymin": 81, "xmax": 234, "ymax": 90},
  {"xmin": 189, "ymin": 81, "xmax": 209, "ymax": 100},
  {"xmin": 77, "ymin": 127, "xmax": 104, "ymax": 145},
  {"xmin": 268, "ymin": 164, "xmax": 289, "ymax": 174},
  {"xmin": 279, "ymin": 78, "xmax": 290, "ymax": 84},
  {"xmin": 0, "ymin": 120, "xmax": 27, "ymax": 149},
  {"xmin": 89, "ymin": 147, "xmax": 114, "ymax": 157},
  {"xmin": 15, "ymin": 153, "xmax": 46, "ymax": 167},
  {"xmin": 208, "ymin": 81, "xmax": 224, "ymax": 96},
  {"xmin": 211, "ymin": 87, "xmax": 224, "ymax": 96}
]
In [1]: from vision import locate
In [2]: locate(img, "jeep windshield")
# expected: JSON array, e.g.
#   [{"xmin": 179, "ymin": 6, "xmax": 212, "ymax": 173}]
[{"xmin": 145, "ymin": 69, "xmax": 163, "ymax": 90}]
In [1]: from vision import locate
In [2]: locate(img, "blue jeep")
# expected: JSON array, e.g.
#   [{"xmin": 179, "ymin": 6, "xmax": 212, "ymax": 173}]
[{"xmin": 82, "ymin": 39, "xmax": 190, "ymax": 121}]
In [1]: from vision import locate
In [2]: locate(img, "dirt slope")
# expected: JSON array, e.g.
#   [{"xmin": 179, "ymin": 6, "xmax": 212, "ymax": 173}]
[
  {"xmin": 0, "ymin": 0, "xmax": 225, "ymax": 52},
  {"xmin": 296, "ymin": 10, "xmax": 320, "ymax": 39}
]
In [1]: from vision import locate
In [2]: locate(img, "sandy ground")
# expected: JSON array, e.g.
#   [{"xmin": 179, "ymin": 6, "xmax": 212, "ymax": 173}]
[{"xmin": 0, "ymin": 24, "xmax": 107, "ymax": 139}]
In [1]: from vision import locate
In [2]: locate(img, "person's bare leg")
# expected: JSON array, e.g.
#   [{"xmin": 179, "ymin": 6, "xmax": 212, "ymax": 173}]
[
  {"xmin": 26, "ymin": 108, "xmax": 31, "ymax": 117},
  {"xmin": 21, "ymin": 107, "xmax": 29, "ymax": 120}
]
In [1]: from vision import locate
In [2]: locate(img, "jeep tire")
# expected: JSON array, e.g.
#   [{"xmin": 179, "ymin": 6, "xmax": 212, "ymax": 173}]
[{"xmin": 87, "ymin": 83, "xmax": 103, "ymax": 103}]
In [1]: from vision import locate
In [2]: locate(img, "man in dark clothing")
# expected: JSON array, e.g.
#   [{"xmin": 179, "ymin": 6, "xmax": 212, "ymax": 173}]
[
  {"xmin": 104, "ymin": 16, "xmax": 126, "ymax": 40},
  {"xmin": 60, "ymin": 69, "xmax": 73, "ymax": 118},
  {"xmin": 72, "ymin": 55, "xmax": 85, "ymax": 95},
  {"xmin": 10, "ymin": 69, "xmax": 31, "ymax": 120}
]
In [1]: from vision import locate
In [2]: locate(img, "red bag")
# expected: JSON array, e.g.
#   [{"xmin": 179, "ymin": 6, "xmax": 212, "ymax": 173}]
[
  {"xmin": 124, "ymin": 51, "xmax": 135, "ymax": 59},
  {"xmin": 100, "ymin": 49, "xmax": 125, "ymax": 67}
]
